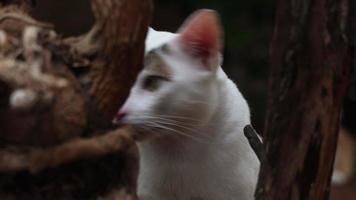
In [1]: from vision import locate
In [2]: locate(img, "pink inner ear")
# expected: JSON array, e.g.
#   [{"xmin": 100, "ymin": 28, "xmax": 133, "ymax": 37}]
[{"xmin": 178, "ymin": 10, "xmax": 223, "ymax": 61}]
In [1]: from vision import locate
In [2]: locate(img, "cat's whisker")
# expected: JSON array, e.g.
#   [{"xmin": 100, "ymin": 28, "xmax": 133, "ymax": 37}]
[
  {"xmin": 128, "ymin": 114, "xmax": 218, "ymax": 144},
  {"xmin": 133, "ymin": 115, "xmax": 202, "ymax": 128},
  {"xmin": 155, "ymin": 114, "xmax": 202, "ymax": 120},
  {"xmin": 133, "ymin": 114, "xmax": 215, "ymax": 136},
  {"xmin": 160, "ymin": 118, "xmax": 214, "ymax": 132},
  {"xmin": 154, "ymin": 120, "xmax": 216, "ymax": 141},
  {"xmin": 148, "ymin": 114, "xmax": 205, "ymax": 123},
  {"xmin": 134, "ymin": 116, "xmax": 209, "ymax": 136},
  {"xmin": 181, "ymin": 99, "xmax": 210, "ymax": 105},
  {"xmin": 141, "ymin": 120, "xmax": 213, "ymax": 144},
  {"xmin": 153, "ymin": 123, "xmax": 216, "ymax": 144},
  {"xmin": 152, "ymin": 123, "xmax": 209, "ymax": 143}
]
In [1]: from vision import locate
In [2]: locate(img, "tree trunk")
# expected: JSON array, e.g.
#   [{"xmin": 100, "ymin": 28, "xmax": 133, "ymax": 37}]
[
  {"xmin": 0, "ymin": 0, "xmax": 152, "ymax": 199},
  {"xmin": 256, "ymin": 0, "xmax": 352, "ymax": 199},
  {"xmin": 347, "ymin": 0, "xmax": 356, "ymax": 100}
]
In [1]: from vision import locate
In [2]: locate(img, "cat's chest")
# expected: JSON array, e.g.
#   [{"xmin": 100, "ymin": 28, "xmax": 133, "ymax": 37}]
[
  {"xmin": 137, "ymin": 146, "xmax": 240, "ymax": 200},
  {"xmin": 137, "ymin": 131, "xmax": 257, "ymax": 200},
  {"xmin": 138, "ymin": 179, "xmax": 228, "ymax": 200}
]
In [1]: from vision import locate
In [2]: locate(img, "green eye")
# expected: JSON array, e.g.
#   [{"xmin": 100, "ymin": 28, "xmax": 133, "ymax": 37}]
[{"xmin": 142, "ymin": 75, "xmax": 165, "ymax": 91}]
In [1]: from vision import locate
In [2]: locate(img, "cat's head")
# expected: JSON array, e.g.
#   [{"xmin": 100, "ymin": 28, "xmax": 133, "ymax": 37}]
[{"xmin": 114, "ymin": 10, "xmax": 224, "ymax": 138}]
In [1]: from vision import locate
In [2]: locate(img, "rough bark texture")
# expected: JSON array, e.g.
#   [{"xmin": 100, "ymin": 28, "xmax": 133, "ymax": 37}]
[
  {"xmin": 255, "ymin": 0, "xmax": 353, "ymax": 199},
  {"xmin": 0, "ymin": 0, "xmax": 152, "ymax": 199},
  {"xmin": 347, "ymin": 0, "xmax": 356, "ymax": 100},
  {"xmin": 256, "ymin": 0, "xmax": 353, "ymax": 200}
]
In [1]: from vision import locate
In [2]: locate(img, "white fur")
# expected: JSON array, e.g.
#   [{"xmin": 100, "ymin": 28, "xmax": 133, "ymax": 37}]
[
  {"xmin": 332, "ymin": 170, "xmax": 348, "ymax": 185},
  {"xmin": 119, "ymin": 28, "xmax": 260, "ymax": 200}
]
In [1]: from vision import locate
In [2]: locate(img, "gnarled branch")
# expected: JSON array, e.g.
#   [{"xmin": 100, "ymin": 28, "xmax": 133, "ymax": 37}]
[{"xmin": 0, "ymin": 0, "xmax": 153, "ymax": 199}]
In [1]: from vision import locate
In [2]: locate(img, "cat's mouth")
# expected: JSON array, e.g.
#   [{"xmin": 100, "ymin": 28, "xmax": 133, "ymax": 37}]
[
  {"xmin": 129, "ymin": 124, "xmax": 168, "ymax": 141},
  {"xmin": 112, "ymin": 118, "xmax": 129, "ymax": 130},
  {"xmin": 112, "ymin": 114, "xmax": 201, "ymax": 141},
  {"xmin": 112, "ymin": 117, "xmax": 163, "ymax": 141},
  {"xmin": 132, "ymin": 124, "xmax": 166, "ymax": 134}
]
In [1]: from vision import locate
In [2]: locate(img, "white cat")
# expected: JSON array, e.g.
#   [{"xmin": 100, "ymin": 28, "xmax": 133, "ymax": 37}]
[{"xmin": 115, "ymin": 9, "xmax": 260, "ymax": 200}]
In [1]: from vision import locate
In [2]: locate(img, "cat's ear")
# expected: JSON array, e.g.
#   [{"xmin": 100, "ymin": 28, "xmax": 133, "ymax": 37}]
[{"xmin": 177, "ymin": 9, "xmax": 223, "ymax": 71}]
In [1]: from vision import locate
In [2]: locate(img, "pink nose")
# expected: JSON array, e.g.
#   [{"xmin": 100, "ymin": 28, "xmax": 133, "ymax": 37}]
[{"xmin": 115, "ymin": 111, "xmax": 127, "ymax": 122}]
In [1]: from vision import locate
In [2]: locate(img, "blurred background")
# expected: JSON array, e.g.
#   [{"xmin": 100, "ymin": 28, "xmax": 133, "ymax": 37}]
[{"xmin": 31, "ymin": 0, "xmax": 355, "ymax": 199}]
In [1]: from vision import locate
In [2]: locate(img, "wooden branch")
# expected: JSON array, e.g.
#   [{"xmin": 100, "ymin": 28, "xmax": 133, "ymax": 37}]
[
  {"xmin": 0, "ymin": 0, "xmax": 35, "ymax": 12},
  {"xmin": 255, "ymin": 0, "xmax": 352, "ymax": 199},
  {"xmin": 0, "ymin": 0, "xmax": 152, "ymax": 152},
  {"xmin": 89, "ymin": 0, "xmax": 153, "ymax": 123},
  {"xmin": 347, "ymin": 0, "xmax": 356, "ymax": 101},
  {"xmin": 244, "ymin": 125, "xmax": 265, "ymax": 162},
  {"xmin": 0, "ymin": 0, "xmax": 153, "ymax": 198},
  {"xmin": 0, "ymin": 14, "xmax": 86, "ymax": 146},
  {"xmin": 0, "ymin": 127, "xmax": 135, "ymax": 173}
]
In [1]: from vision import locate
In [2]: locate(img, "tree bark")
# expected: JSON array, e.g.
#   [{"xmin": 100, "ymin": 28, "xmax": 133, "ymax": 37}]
[
  {"xmin": 0, "ymin": 0, "xmax": 152, "ymax": 199},
  {"xmin": 256, "ymin": 0, "xmax": 352, "ymax": 199},
  {"xmin": 347, "ymin": 0, "xmax": 356, "ymax": 100}
]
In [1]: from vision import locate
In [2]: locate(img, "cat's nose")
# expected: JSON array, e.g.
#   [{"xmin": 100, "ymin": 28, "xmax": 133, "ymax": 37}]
[
  {"xmin": 113, "ymin": 111, "xmax": 127, "ymax": 124},
  {"xmin": 116, "ymin": 112, "xmax": 127, "ymax": 121}
]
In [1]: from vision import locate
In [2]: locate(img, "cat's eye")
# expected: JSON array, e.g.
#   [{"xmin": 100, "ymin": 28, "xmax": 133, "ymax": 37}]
[{"xmin": 142, "ymin": 75, "xmax": 166, "ymax": 91}]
